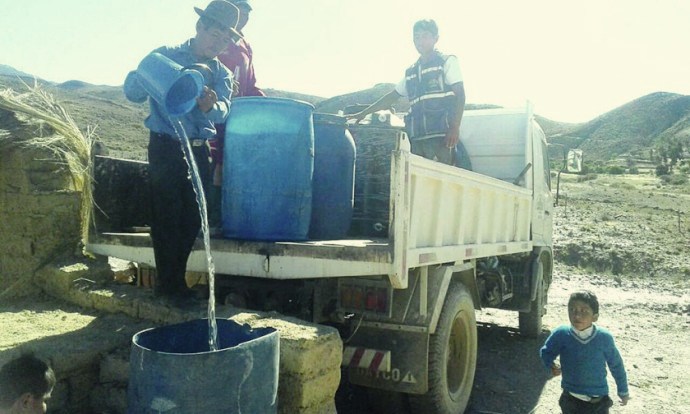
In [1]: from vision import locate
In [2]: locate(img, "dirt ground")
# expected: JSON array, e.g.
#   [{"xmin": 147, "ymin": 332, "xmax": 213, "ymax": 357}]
[
  {"xmin": 2, "ymin": 174, "xmax": 689, "ymax": 414},
  {"xmin": 336, "ymin": 265, "xmax": 690, "ymax": 414},
  {"xmin": 465, "ymin": 173, "xmax": 690, "ymax": 414},
  {"xmin": 337, "ymin": 173, "xmax": 690, "ymax": 414}
]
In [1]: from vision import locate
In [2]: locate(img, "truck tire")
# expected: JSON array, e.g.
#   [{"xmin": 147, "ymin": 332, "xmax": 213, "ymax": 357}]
[
  {"xmin": 409, "ymin": 283, "xmax": 477, "ymax": 414},
  {"xmin": 519, "ymin": 259, "xmax": 546, "ymax": 338}
]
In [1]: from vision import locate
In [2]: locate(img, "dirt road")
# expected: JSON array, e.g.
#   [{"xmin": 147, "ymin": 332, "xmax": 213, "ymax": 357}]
[
  {"xmin": 336, "ymin": 264, "xmax": 690, "ymax": 414},
  {"xmin": 338, "ymin": 174, "xmax": 690, "ymax": 414},
  {"xmin": 469, "ymin": 264, "xmax": 690, "ymax": 414}
]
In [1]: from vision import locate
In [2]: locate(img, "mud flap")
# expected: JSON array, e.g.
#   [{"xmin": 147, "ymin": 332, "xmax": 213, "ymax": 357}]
[{"xmin": 346, "ymin": 326, "xmax": 429, "ymax": 394}]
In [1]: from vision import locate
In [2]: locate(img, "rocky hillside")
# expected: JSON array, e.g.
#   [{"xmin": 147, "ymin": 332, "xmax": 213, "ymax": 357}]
[
  {"xmin": 548, "ymin": 92, "xmax": 690, "ymax": 161},
  {"xmin": 2, "ymin": 64, "xmax": 689, "ymax": 163}
]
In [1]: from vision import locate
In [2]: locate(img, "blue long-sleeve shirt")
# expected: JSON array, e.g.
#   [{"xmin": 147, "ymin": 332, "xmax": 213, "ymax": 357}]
[
  {"xmin": 540, "ymin": 324, "xmax": 629, "ymax": 398},
  {"xmin": 124, "ymin": 39, "xmax": 232, "ymax": 140}
]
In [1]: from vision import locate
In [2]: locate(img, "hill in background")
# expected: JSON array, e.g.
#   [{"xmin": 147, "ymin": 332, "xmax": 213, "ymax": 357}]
[
  {"xmin": 2, "ymin": 65, "xmax": 689, "ymax": 165},
  {"xmin": 549, "ymin": 92, "xmax": 690, "ymax": 162}
]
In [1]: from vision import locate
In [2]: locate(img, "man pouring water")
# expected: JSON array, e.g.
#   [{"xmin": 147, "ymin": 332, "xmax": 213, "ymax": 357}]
[{"xmin": 123, "ymin": 1, "xmax": 240, "ymax": 305}]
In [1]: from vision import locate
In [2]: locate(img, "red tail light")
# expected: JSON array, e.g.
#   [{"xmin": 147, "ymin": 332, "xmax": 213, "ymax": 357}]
[{"xmin": 339, "ymin": 282, "xmax": 391, "ymax": 316}]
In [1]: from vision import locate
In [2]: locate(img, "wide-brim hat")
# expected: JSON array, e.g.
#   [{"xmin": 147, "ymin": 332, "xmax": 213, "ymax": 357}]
[
  {"xmin": 230, "ymin": 0, "xmax": 252, "ymax": 11},
  {"xmin": 194, "ymin": 1, "xmax": 243, "ymax": 40}
]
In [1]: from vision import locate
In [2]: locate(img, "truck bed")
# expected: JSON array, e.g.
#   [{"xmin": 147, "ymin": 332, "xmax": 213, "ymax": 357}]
[{"xmin": 87, "ymin": 109, "xmax": 537, "ymax": 288}]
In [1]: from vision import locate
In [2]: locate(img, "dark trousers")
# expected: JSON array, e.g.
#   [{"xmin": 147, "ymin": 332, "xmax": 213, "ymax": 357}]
[
  {"xmin": 411, "ymin": 137, "xmax": 473, "ymax": 170},
  {"xmin": 148, "ymin": 132, "xmax": 211, "ymax": 295},
  {"xmin": 559, "ymin": 391, "xmax": 613, "ymax": 414}
]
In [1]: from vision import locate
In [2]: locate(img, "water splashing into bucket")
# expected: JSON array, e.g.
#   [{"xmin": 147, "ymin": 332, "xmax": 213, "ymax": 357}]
[{"xmin": 170, "ymin": 119, "xmax": 218, "ymax": 351}]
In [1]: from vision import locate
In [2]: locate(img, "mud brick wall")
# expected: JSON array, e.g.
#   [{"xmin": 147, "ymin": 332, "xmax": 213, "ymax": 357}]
[
  {"xmin": 36, "ymin": 262, "xmax": 342, "ymax": 414},
  {"xmin": 0, "ymin": 111, "xmax": 83, "ymax": 294},
  {"xmin": 0, "ymin": 149, "xmax": 81, "ymax": 292}
]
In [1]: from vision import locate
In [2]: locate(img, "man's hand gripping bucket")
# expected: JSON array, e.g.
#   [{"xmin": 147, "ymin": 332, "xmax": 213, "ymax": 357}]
[{"xmin": 127, "ymin": 52, "xmax": 205, "ymax": 117}]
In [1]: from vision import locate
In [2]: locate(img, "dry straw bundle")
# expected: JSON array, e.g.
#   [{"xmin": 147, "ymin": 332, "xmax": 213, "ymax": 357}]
[{"xmin": 0, "ymin": 84, "xmax": 95, "ymax": 241}]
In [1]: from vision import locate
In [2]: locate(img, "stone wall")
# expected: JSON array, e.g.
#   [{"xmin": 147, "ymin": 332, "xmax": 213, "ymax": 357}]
[
  {"xmin": 0, "ymin": 108, "xmax": 83, "ymax": 297},
  {"xmin": 1, "ymin": 106, "xmax": 342, "ymax": 414},
  {"xmin": 35, "ymin": 262, "xmax": 341, "ymax": 414}
]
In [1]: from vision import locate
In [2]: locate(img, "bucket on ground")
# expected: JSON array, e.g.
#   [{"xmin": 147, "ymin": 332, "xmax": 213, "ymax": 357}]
[
  {"xmin": 135, "ymin": 52, "xmax": 204, "ymax": 117},
  {"xmin": 127, "ymin": 319, "xmax": 279, "ymax": 414},
  {"xmin": 309, "ymin": 113, "xmax": 356, "ymax": 240},
  {"xmin": 222, "ymin": 97, "xmax": 314, "ymax": 241}
]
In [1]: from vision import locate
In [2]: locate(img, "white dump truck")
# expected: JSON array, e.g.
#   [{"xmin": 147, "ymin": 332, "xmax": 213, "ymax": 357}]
[{"xmin": 88, "ymin": 104, "xmax": 573, "ymax": 414}]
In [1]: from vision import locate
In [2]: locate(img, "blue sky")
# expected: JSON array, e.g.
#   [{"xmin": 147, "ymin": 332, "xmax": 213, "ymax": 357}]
[{"xmin": 1, "ymin": 0, "xmax": 689, "ymax": 122}]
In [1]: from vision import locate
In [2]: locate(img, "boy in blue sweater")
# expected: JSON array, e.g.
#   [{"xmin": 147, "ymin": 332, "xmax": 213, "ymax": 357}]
[{"xmin": 540, "ymin": 290, "xmax": 630, "ymax": 413}]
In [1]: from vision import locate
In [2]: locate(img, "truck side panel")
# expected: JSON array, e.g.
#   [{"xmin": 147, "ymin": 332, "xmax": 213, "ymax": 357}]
[{"xmin": 388, "ymin": 134, "xmax": 533, "ymax": 288}]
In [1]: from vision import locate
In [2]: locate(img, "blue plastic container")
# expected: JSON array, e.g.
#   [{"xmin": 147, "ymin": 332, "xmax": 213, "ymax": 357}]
[
  {"xmin": 309, "ymin": 113, "xmax": 356, "ymax": 239},
  {"xmin": 222, "ymin": 97, "xmax": 314, "ymax": 241},
  {"xmin": 127, "ymin": 319, "xmax": 279, "ymax": 414},
  {"xmin": 135, "ymin": 52, "xmax": 204, "ymax": 116}
]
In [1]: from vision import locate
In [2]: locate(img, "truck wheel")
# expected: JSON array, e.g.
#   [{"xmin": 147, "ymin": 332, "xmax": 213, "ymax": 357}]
[
  {"xmin": 409, "ymin": 283, "xmax": 477, "ymax": 414},
  {"xmin": 519, "ymin": 259, "xmax": 546, "ymax": 338}
]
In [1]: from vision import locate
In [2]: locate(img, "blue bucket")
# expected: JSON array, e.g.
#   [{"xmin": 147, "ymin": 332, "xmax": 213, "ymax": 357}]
[
  {"xmin": 309, "ymin": 113, "xmax": 356, "ymax": 240},
  {"xmin": 222, "ymin": 97, "xmax": 314, "ymax": 241},
  {"xmin": 136, "ymin": 52, "xmax": 204, "ymax": 117},
  {"xmin": 127, "ymin": 319, "xmax": 279, "ymax": 414}
]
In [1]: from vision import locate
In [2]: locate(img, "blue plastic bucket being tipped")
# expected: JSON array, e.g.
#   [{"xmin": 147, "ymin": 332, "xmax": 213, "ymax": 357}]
[
  {"xmin": 309, "ymin": 113, "xmax": 356, "ymax": 240},
  {"xmin": 127, "ymin": 319, "xmax": 279, "ymax": 414},
  {"xmin": 222, "ymin": 97, "xmax": 315, "ymax": 241},
  {"xmin": 136, "ymin": 52, "xmax": 204, "ymax": 116}
]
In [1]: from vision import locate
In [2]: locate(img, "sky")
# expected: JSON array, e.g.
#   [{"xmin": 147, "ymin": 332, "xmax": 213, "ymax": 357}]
[{"xmin": 1, "ymin": 0, "xmax": 689, "ymax": 123}]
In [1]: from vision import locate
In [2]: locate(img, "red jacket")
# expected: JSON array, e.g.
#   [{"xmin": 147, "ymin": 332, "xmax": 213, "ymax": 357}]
[
  {"xmin": 218, "ymin": 38, "xmax": 264, "ymax": 98},
  {"xmin": 212, "ymin": 37, "xmax": 265, "ymax": 164}
]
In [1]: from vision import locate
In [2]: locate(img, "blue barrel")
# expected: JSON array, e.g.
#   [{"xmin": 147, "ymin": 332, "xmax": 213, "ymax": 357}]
[
  {"xmin": 309, "ymin": 113, "xmax": 356, "ymax": 239},
  {"xmin": 127, "ymin": 319, "xmax": 279, "ymax": 414},
  {"xmin": 222, "ymin": 97, "xmax": 314, "ymax": 240}
]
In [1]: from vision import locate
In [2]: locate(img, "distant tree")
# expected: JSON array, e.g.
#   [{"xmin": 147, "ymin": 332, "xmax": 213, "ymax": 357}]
[
  {"xmin": 656, "ymin": 164, "xmax": 669, "ymax": 176},
  {"xmin": 656, "ymin": 136, "xmax": 686, "ymax": 172}
]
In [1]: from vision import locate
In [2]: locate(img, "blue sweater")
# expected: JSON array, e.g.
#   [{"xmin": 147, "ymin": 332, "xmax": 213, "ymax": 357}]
[{"xmin": 540, "ymin": 325, "xmax": 629, "ymax": 398}]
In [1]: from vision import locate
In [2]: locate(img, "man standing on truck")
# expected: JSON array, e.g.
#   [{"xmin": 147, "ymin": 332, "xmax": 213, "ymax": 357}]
[
  {"xmin": 208, "ymin": 0, "xmax": 265, "ymax": 229},
  {"xmin": 349, "ymin": 19, "xmax": 471, "ymax": 169}
]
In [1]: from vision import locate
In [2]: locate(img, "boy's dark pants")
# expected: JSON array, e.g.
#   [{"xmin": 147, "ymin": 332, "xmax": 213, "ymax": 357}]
[
  {"xmin": 148, "ymin": 132, "xmax": 211, "ymax": 296},
  {"xmin": 559, "ymin": 391, "xmax": 613, "ymax": 414}
]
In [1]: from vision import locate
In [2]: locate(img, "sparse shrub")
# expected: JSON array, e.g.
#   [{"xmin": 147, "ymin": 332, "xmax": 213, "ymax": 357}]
[
  {"xmin": 658, "ymin": 174, "xmax": 688, "ymax": 186},
  {"xmin": 610, "ymin": 182, "xmax": 635, "ymax": 190},
  {"xmin": 605, "ymin": 165, "xmax": 625, "ymax": 175},
  {"xmin": 628, "ymin": 167, "xmax": 639, "ymax": 174},
  {"xmin": 679, "ymin": 164, "xmax": 690, "ymax": 174},
  {"xmin": 668, "ymin": 174, "xmax": 688, "ymax": 185},
  {"xmin": 576, "ymin": 173, "xmax": 598, "ymax": 182},
  {"xmin": 598, "ymin": 212, "xmax": 613, "ymax": 222},
  {"xmin": 656, "ymin": 164, "xmax": 669, "ymax": 176}
]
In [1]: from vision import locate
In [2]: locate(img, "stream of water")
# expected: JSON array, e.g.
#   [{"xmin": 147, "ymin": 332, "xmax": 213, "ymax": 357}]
[{"xmin": 171, "ymin": 119, "xmax": 219, "ymax": 352}]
